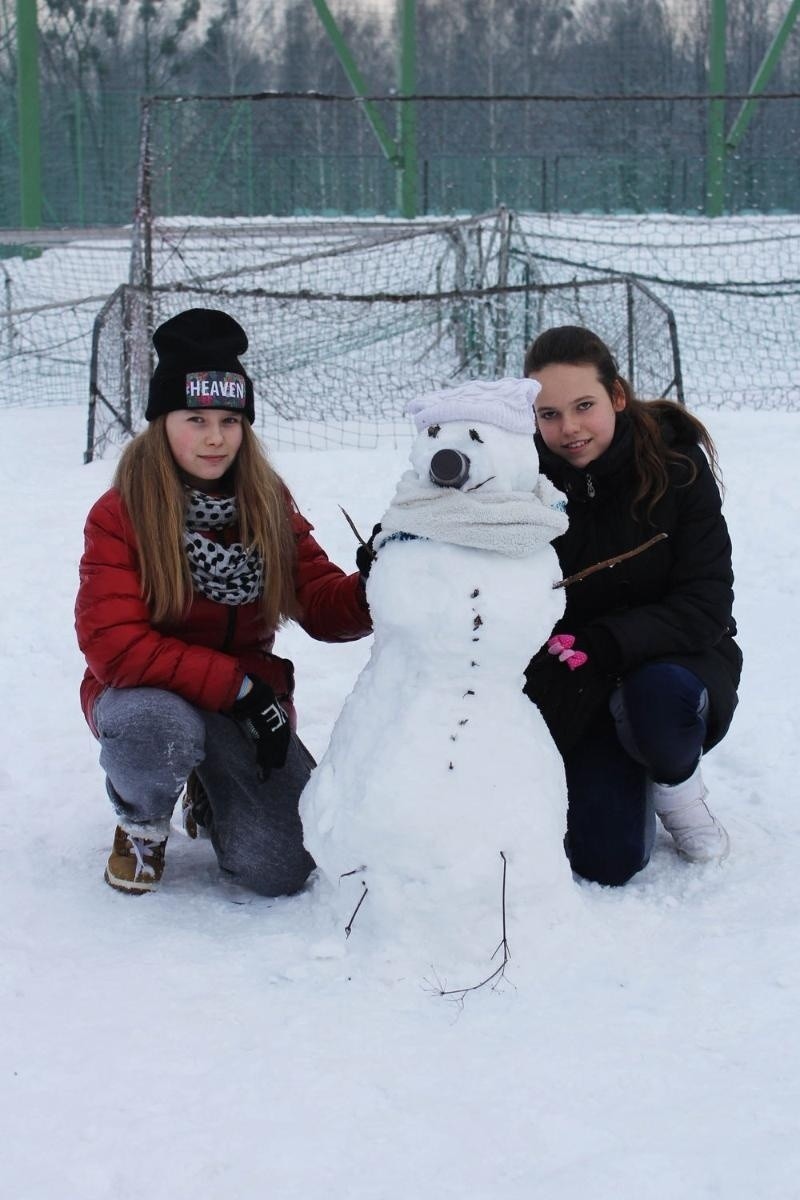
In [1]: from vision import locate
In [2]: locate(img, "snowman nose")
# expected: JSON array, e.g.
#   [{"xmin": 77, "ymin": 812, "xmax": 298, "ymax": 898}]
[{"xmin": 430, "ymin": 448, "xmax": 471, "ymax": 488}]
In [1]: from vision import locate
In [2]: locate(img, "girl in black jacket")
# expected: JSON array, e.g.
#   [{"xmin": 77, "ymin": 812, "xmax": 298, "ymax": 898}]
[{"xmin": 523, "ymin": 326, "xmax": 742, "ymax": 886}]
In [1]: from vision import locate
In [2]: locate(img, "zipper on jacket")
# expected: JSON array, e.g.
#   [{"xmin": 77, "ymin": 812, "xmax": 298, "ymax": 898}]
[
  {"xmin": 586, "ymin": 474, "xmax": 596, "ymax": 498},
  {"xmin": 221, "ymin": 606, "xmax": 237, "ymax": 652}
]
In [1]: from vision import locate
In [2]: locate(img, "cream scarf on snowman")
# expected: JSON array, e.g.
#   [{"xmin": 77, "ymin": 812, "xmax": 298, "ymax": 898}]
[{"xmin": 378, "ymin": 471, "xmax": 568, "ymax": 557}]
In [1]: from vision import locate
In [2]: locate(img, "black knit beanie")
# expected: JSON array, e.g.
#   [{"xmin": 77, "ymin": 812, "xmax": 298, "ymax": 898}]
[{"xmin": 146, "ymin": 308, "xmax": 255, "ymax": 423}]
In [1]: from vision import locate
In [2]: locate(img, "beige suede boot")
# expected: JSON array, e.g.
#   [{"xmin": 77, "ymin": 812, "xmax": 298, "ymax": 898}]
[
  {"xmin": 104, "ymin": 826, "xmax": 168, "ymax": 894},
  {"xmin": 180, "ymin": 770, "xmax": 212, "ymax": 840}
]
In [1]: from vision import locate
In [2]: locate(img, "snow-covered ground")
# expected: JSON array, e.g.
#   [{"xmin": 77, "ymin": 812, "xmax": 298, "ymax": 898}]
[{"xmin": 3, "ymin": 400, "xmax": 799, "ymax": 1199}]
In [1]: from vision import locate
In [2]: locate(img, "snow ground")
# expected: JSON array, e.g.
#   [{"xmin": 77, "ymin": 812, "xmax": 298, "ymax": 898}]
[{"xmin": 2, "ymin": 402, "xmax": 799, "ymax": 1199}]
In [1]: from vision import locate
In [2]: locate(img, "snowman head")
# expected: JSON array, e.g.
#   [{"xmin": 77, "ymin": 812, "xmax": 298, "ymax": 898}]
[{"xmin": 406, "ymin": 378, "xmax": 541, "ymax": 494}]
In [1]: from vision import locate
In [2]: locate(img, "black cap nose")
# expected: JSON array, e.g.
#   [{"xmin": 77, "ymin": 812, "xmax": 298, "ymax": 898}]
[{"xmin": 430, "ymin": 448, "xmax": 471, "ymax": 488}]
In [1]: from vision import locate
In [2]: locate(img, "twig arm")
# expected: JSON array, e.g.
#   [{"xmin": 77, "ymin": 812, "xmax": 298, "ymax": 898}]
[
  {"xmin": 431, "ymin": 852, "xmax": 511, "ymax": 1001},
  {"xmin": 553, "ymin": 533, "xmax": 668, "ymax": 590},
  {"xmin": 339, "ymin": 504, "xmax": 367, "ymax": 547}
]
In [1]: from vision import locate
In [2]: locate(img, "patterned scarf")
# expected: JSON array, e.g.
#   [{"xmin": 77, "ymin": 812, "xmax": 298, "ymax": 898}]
[{"xmin": 183, "ymin": 488, "xmax": 264, "ymax": 606}]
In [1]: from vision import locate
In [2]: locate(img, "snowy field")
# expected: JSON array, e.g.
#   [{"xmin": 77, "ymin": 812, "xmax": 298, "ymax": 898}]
[{"xmin": 2, "ymin": 399, "xmax": 799, "ymax": 1199}]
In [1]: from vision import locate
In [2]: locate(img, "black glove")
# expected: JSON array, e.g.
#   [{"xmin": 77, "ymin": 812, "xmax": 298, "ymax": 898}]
[
  {"xmin": 523, "ymin": 644, "xmax": 614, "ymax": 758},
  {"xmin": 356, "ymin": 523, "xmax": 382, "ymax": 580},
  {"xmin": 231, "ymin": 675, "xmax": 291, "ymax": 773}
]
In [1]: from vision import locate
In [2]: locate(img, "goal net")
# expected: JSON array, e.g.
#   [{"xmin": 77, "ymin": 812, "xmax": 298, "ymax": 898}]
[{"xmin": 86, "ymin": 208, "xmax": 681, "ymax": 459}]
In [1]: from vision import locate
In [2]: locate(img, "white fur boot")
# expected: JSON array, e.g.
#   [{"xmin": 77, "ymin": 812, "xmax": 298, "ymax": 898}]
[{"xmin": 649, "ymin": 765, "xmax": 730, "ymax": 863}]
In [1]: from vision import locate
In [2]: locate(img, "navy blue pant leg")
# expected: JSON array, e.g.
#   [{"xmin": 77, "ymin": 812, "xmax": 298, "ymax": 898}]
[
  {"xmin": 564, "ymin": 663, "xmax": 708, "ymax": 886},
  {"xmin": 563, "ymin": 709, "xmax": 651, "ymax": 887},
  {"xmin": 614, "ymin": 662, "xmax": 708, "ymax": 785}
]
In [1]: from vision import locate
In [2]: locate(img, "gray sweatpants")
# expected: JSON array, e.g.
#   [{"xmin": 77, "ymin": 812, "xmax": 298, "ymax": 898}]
[{"xmin": 94, "ymin": 686, "xmax": 315, "ymax": 896}]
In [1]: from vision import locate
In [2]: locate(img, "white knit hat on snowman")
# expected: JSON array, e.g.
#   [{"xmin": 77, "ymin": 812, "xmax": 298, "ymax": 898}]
[
  {"xmin": 405, "ymin": 377, "xmax": 540, "ymax": 434},
  {"xmin": 378, "ymin": 374, "xmax": 565, "ymax": 556}
]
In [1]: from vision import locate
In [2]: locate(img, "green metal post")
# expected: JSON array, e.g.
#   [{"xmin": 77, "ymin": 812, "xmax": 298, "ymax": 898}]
[
  {"xmin": 74, "ymin": 91, "xmax": 85, "ymax": 225},
  {"xmin": 726, "ymin": 0, "xmax": 800, "ymax": 150},
  {"xmin": 247, "ymin": 102, "xmax": 254, "ymax": 216},
  {"xmin": 310, "ymin": 0, "xmax": 400, "ymax": 166},
  {"xmin": 165, "ymin": 105, "xmax": 172, "ymax": 216},
  {"xmin": 397, "ymin": 0, "xmax": 417, "ymax": 218},
  {"xmin": 16, "ymin": 0, "xmax": 42, "ymax": 228},
  {"xmin": 705, "ymin": 0, "xmax": 727, "ymax": 217}
]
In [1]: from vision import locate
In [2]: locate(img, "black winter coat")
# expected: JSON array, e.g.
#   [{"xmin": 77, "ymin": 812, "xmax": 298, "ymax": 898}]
[{"xmin": 528, "ymin": 409, "xmax": 742, "ymax": 752}]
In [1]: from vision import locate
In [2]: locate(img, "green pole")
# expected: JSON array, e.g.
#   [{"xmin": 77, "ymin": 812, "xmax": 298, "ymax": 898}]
[
  {"xmin": 310, "ymin": 0, "xmax": 401, "ymax": 166},
  {"xmin": 247, "ymin": 101, "xmax": 254, "ymax": 216},
  {"xmin": 16, "ymin": 0, "xmax": 42, "ymax": 228},
  {"xmin": 705, "ymin": 0, "xmax": 727, "ymax": 217},
  {"xmin": 75, "ymin": 90, "xmax": 85, "ymax": 225},
  {"xmin": 726, "ymin": 0, "xmax": 800, "ymax": 149},
  {"xmin": 397, "ymin": 0, "xmax": 417, "ymax": 218}
]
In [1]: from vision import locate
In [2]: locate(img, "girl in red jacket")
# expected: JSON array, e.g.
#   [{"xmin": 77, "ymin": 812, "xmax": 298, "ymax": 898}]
[{"xmin": 76, "ymin": 308, "xmax": 372, "ymax": 896}]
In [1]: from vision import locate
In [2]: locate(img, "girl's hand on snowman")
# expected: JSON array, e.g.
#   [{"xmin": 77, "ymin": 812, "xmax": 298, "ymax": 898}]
[
  {"xmin": 547, "ymin": 633, "xmax": 588, "ymax": 671},
  {"xmin": 230, "ymin": 674, "xmax": 291, "ymax": 775},
  {"xmin": 356, "ymin": 523, "xmax": 382, "ymax": 581}
]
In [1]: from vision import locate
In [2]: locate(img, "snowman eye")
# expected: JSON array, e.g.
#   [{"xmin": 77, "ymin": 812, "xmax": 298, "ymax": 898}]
[
  {"xmin": 427, "ymin": 424, "xmax": 440, "ymax": 438},
  {"xmin": 469, "ymin": 429, "xmax": 483, "ymax": 443}
]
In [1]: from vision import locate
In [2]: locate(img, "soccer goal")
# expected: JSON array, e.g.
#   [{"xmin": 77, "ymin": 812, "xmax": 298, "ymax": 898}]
[{"xmin": 86, "ymin": 205, "xmax": 682, "ymax": 460}]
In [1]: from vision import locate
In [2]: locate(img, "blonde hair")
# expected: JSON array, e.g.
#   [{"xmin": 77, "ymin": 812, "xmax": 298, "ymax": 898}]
[{"xmin": 114, "ymin": 418, "xmax": 298, "ymax": 628}]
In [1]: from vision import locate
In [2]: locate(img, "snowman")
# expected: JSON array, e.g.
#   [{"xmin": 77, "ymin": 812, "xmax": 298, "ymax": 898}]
[{"xmin": 301, "ymin": 378, "xmax": 578, "ymax": 986}]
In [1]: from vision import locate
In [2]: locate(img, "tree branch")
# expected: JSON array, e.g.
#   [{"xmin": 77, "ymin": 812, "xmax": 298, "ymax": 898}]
[
  {"xmin": 427, "ymin": 851, "xmax": 512, "ymax": 1003},
  {"xmin": 339, "ymin": 504, "xmax": 367, "ymax": 546},
  {"xmin": 553, "ymin": 533, "xmax": 668, "ymax": 590},
  {"xmin": 344, "ymin": 880, "xmax": 368, "ymax": 938}
]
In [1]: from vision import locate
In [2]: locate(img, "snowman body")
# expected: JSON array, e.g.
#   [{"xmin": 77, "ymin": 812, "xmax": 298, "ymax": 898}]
[{"xmin": 301, "ymin": 408, "xmax": 578, "ymax": 977}]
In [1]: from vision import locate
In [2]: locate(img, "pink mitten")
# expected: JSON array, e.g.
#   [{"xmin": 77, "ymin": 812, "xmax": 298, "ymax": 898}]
[{"xmin": 547, "ymin": 633, "xmax": 588, "ymax": 671}]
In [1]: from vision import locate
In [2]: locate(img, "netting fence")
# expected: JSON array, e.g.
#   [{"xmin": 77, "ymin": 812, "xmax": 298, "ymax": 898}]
[
  {"xmin": 2, "ymin": 93, "xmax": 800, "ymax": 451},
  {"xmin": 514, "ymin": 212, "xmax": 800, "ymax": 416},
  {"xmin": 87, "ymin": 209, "xmax": 682, "ymax": 459},
  {"xmin": 132, "ymin": 91, "xmax": 800, "ymax": 219},
  {"xmin": 3, "ymin": 207, "xmax": 800, "ymax": 458},
  {"xmin": 3, "ymin": 90, "xmax": 800, "ymax": 228}
]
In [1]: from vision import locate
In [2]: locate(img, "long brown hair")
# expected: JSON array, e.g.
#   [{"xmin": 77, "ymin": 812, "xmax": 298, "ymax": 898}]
[
  {"xmin": 114, "ymin": 417, "xmax": 298, "ymax": 628},
  {"xmin": 524, "ymin": 325, "xmax": 721, "ymax": 516}
]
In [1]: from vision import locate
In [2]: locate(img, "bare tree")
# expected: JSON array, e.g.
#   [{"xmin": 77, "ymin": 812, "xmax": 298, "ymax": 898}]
[{"xmin": 191, "ymin": 0, "xmax": 276, "ymax": 95}]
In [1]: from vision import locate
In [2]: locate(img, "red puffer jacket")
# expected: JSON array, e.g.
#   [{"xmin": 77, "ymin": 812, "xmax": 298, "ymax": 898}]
[{"xmin": 76, "ymin": 488, "xmax": 372, "ymax": 736}]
